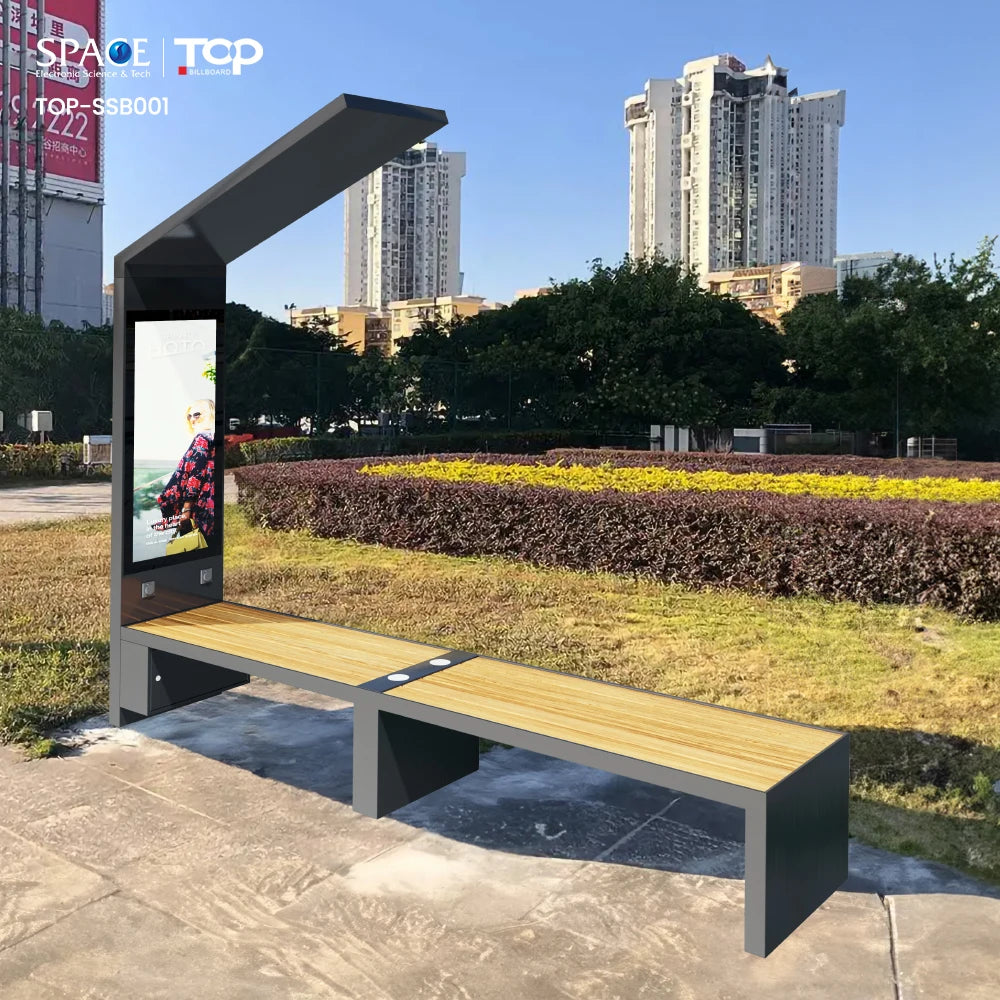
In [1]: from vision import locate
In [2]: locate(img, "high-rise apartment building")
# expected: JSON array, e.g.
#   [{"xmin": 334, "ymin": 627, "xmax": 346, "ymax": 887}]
[
  {"xmin": 625, "ymin": 54, "xmax": 845, "ymax": 275},
  {"xmin": 344, "ymin": 142, "xmax": 466, "ymax": 310}
]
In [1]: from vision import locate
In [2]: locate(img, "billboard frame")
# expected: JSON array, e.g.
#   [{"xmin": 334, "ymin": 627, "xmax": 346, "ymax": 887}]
[{"xmin": 121, "ymin": 306, "xmax": 225, "ymax": 576}]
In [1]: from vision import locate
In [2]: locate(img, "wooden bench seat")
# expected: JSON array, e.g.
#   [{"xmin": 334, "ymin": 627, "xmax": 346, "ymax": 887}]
[
  {"xmin": 120, "ymin": 600, "xmax": 849, "ymax": 958},
  {"xmin": 128, "ymin": 601, "xmax": 451, "ymax": 688},
  {"xmin": 388, "ymin": 656, "xmax": 841, "ymax": 792}
]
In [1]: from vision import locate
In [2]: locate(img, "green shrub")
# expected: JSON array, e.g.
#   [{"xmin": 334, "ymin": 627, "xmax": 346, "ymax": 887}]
[
  {"xmin": 0, "ymin": 443, "xmax": 110, "ymax": 480},
  {"xmin": 237, "ymin": 429, "xmax": 600, "ymax": 466}
]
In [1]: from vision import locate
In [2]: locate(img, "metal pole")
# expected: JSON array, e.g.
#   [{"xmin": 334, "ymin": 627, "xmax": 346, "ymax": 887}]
[
  {"xmin": 32, "ymin": 0, "xmax": 42, "ymax": 315},
  {"xmin": 1, "ymin": 0, "xmax": 10, "ymax": 308},
  {"xmin": 895, "ymin": 365, "xmax": 900, "ymax": 458},
  {"xmin": 16, "ymin": 0, "xmax": 26, "ymax": 311}
]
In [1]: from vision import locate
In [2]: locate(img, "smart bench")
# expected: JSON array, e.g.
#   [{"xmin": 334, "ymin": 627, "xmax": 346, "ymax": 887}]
[{"xmin": 110, "ymin": 94, "xmax": 849, "ymax": 959}]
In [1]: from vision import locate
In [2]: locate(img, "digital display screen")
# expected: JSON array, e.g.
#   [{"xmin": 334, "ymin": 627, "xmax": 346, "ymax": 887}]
[{"xmin": 131, "ymin": 318, "xmax": 218, "ymax": 566}]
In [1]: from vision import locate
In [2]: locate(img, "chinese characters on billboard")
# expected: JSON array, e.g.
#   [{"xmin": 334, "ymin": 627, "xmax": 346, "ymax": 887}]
[
  {"xmin": 0, "ymin": 0, "xmax": 100, "ymax": 184},
  {"xmin": 131, "ymin": 320, "xmax": 217, "ymax": 565}
]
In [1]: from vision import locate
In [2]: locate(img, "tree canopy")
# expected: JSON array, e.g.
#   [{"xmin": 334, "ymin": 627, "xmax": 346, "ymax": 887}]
[
  {"xmin": 770, "ymin": 237, "xmax": 1000, "ymax": 445},
  {"xmin": 3, "ymin": 238, "xmax": 1000, "ymax": 457}
]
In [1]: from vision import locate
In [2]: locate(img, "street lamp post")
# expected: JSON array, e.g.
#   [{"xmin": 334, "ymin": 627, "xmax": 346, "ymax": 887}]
[{"xmin": 895, "ymin": 364, "xmax": 900, "ymax": 458}]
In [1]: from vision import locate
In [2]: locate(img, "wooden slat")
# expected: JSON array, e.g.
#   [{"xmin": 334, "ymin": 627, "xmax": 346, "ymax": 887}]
[
  {"xmin": 126, "ymin": 602, "xmax": 448, "ymax": 687},
  {"xmin": 388, "ymin": 657, "xmax": 842, "ymax": 791}
]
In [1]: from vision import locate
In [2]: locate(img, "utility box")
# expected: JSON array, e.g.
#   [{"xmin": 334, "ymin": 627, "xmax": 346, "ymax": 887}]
[
  {"xmin": 30, "ymin": 410, "xmax": 53, "ymax": 433},
  {"xmin": 83, "ymin": 434, "xmax": 112, "ymax": 465}
]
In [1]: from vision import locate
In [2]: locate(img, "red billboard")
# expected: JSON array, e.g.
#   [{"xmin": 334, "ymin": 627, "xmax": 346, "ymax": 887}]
[{"xmin": 0, "ymin": 0, "xmax": 101, "ymax": 185}]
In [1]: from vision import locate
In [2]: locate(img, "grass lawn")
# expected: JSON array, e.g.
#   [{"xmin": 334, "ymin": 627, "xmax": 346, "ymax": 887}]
[{"xmin": 2, "ymin": 506, "xmax": 999, "ymax": 886}]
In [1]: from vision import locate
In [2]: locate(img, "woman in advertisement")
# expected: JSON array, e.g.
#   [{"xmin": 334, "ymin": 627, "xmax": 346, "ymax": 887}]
[{"xmin": 156, "ymin": 399, "xmax": 216, "ymax": 554}]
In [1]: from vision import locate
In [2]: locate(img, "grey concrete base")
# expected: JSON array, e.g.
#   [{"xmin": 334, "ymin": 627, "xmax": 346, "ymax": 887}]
[{"xmin": 2, "ymin": 678, "xmax": 997, "ymax": 997}]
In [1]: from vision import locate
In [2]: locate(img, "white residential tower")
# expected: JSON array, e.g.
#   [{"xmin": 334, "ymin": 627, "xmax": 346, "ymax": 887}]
[
  {"xmin": 344, "ymin": 142, "xmax": 466, "ymax": 310},
  {"xmin": 626, "ymin": 54, "xmax": 845, "ymax": 275}
]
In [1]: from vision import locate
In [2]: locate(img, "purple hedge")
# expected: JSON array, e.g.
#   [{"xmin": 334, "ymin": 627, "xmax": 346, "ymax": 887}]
[{"xmin": 235, "ymin": 456, "xmax": 1000, "ymax": 620}]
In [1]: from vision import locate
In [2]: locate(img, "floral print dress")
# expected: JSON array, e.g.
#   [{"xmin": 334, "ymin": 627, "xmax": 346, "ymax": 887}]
[{"xmin": 156, "ymin": 431, "xmax": 216, "ymax": 540}]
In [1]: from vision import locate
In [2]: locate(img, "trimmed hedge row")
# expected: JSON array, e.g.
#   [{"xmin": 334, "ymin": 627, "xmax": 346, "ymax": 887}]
[
  {"xmin": 237, "ymin": 429, "xmax": 601, "ymax": 467},
  {"xmin": 546, "ymin": 449, "xmax": 1000, "ymax": 481},
  {"xmin": 235, "ymin": 457, "xmax": 1000, "ymax": 620},
  {"xmin": 0, "ymin": 443, "xmax": 110, "ymax": 479},
  {"xmin": 358, "ymin": 457, "xmax": 1000, "ymax": 503}
]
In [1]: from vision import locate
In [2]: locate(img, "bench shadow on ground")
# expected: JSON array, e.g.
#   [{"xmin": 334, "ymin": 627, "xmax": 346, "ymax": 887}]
[{"xmin": 81, "ymin": 686, "xmax": 1000, "ymax": 902}]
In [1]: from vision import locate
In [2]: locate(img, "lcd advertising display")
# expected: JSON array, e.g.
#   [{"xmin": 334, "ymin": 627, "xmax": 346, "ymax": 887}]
[{"xmin": 131, "ymin": 319, "xmax": 218, "ymax": 566}]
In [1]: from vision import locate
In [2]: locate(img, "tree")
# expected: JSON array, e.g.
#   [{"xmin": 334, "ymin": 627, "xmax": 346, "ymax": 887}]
[
  {"xmin": 227, "ymin": 312, "xmax": 357, "ymax": 431},
  {"xmin": 398, "ymin": 254, "xmax": 785, "ymax": 433},
  {"xmin": 0, "ymin": 308, "xmax": 67, "ymax": 439},
  {"xmin": 775, "ymin": 237, "xmax": 1000, "ymax": 452}
]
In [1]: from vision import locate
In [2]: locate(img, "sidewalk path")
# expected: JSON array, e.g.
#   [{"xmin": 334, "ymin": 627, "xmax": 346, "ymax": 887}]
[
  {"xmin": 0, "ymin": 677, "xmax": 997, "ymax": 998},
  {"xmin": 0, "ymin": 474, "xmax": 239, "ymax": 526}
]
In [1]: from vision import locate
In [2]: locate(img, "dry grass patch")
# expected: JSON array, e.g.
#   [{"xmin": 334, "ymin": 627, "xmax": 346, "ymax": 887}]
[{"xmin": 1, "ymin": 507, "xmax": 998, "ymax": 884}]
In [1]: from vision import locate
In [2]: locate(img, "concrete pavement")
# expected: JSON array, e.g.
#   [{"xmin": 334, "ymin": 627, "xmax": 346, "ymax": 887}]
[
  {"xmin": 1, "ymin": 676, "xmax": 998, "ymax": 999},
  {"xmin": 0, "ymin": 474, "xmax": 238, "ymax": 525}
]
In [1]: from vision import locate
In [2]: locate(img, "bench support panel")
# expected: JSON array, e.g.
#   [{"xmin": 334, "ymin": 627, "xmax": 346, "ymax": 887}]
[
  {"xmin": 112, "ymin": 639, "xmax": 250, "ymax": 725},
  {"xmin": 352, "ymin": 703, "xmax": 480, "ymax": 818},
  {"xmin": 744, "ymin": 735, "xmax": 849, "ymax": 957}
]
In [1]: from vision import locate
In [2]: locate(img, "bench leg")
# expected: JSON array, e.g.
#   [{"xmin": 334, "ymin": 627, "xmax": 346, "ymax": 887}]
[
  {"xmin": 352, "ymin": 702, "xmax": 480, "ymax": 818},
  {"xmin": 743, "ymin": 736, "xmax": 849, "ymax": 957},
  {"xmin": 111, "ymin": 639, "xmax": 250, "ymax": 726}
]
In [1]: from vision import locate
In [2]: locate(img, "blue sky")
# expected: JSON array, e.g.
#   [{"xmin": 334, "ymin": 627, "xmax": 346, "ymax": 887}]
[{"xmin": 104, "ymin": 0, "xmax": 1000, "ymax": 320}]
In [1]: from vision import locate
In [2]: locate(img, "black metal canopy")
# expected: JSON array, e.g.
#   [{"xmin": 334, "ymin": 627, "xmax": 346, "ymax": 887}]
[
  {"xmin": 115, "ymin": 93, "xmax": 448, "ymax": 275},
  {"xmin": 111, "ymin": 91, "xmax": 448, "ymax": 622}
]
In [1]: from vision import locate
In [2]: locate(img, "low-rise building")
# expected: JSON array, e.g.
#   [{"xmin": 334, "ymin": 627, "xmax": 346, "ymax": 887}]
[
  {"xmin": 387, "ymin": 295, "xmax": 501, "ymax": 349},
  {"xmin": 102, "ymin": 283, "xmax": 114, "ymax": 325},
  {"xmin": 290, "ymin": 296, "xmax": 501, "ymax": 355},
  {"xmin": 704, "ymin": 261, "xmax": 836, "ymax": 328},
  {"xmin": 832, "ymin": 250, "xmax": 899, "ymax": 296},
  {"xmin": 513, "ymin": 286, "xmax": 553, "ymax": 300},
  {"xmin": 289, "ymin": 304, "xmax": 388, "ymax": 353}
]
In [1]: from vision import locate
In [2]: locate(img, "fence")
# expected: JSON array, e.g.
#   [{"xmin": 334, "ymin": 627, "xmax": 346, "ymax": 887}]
[{"xmin": 906, "ymin": 437, "xmax": 958, "ymax": 461}]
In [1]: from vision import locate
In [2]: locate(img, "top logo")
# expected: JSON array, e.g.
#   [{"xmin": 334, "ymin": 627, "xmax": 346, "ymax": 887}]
[{"xmin": 174, "ymin": 38, "xmax": 264, "ymax": 76}]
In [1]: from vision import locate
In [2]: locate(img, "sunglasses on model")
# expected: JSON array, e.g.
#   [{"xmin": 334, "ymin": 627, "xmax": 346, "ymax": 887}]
[{"xmin": 188, "ymin": 411, "xmax": 202, "ymax": 421}]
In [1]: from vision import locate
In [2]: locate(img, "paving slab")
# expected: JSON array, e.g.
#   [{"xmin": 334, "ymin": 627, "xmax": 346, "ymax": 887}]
[
  {"xmin": 2, "ymin": 677, "xmax": 998, "ymax": 998},
  {"xmin": 892, "ymin": 893, "xmax": 1000, "ymax": 1000},
  {"xmin": 0, "ymin": 892, "xmax": 326, "ymax": 1000},
  {"xmin": 15, "ymin": 782, "xmax": 232, "ymax": 877},
  {"xmin": 523, "ymin": 862, "xmax": 893, "ymax": 999},
  {"xmin": 0, "ymin": 826, "xmax": 115, "ymax": 953}
]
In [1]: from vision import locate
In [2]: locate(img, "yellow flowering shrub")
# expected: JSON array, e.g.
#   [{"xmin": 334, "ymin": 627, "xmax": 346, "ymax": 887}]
[{"xmin": 358, "ymin": 458, "xmax": 1000, "ymax": 504}]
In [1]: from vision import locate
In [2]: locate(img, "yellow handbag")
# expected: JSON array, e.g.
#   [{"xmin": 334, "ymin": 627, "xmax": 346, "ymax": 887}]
[{"xmin": 166, "ymin": 527, "xmax": 208, "ymax": 555}]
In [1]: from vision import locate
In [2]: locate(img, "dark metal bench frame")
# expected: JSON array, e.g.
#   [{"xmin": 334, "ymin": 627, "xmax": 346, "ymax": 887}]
[{"xmin": 110, "ymin": 96, "xmax": 850, "ymax": 959}]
